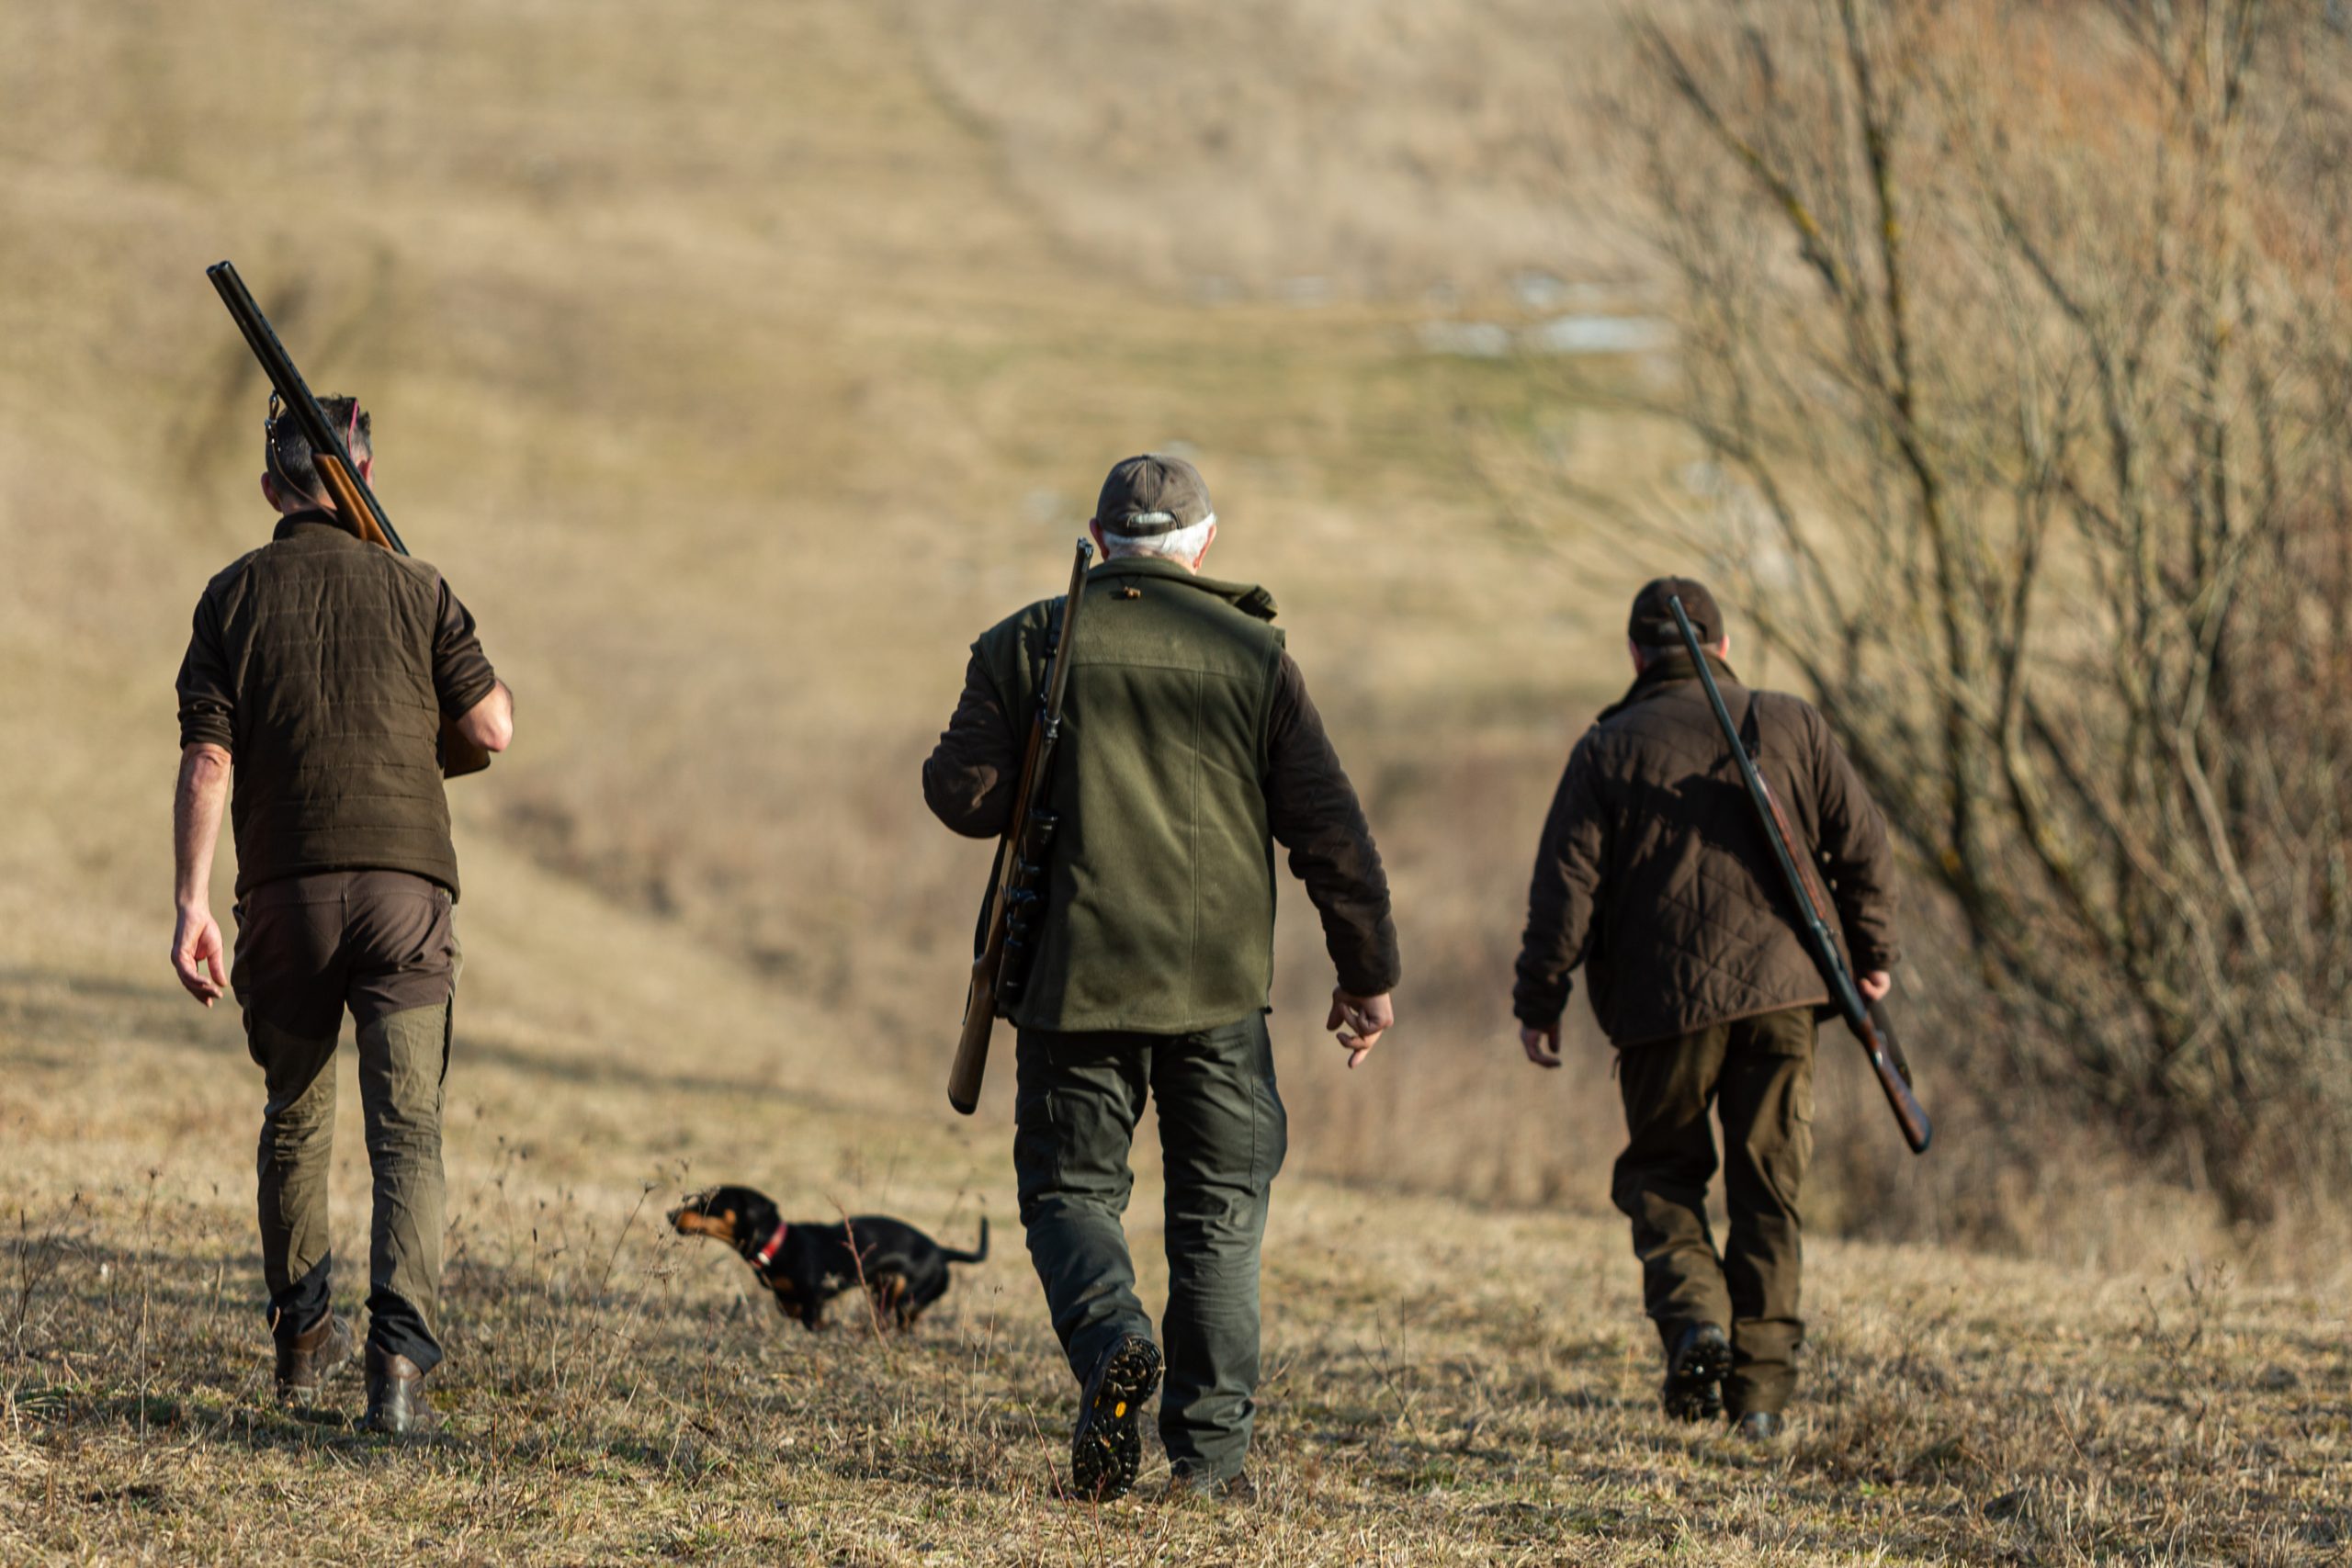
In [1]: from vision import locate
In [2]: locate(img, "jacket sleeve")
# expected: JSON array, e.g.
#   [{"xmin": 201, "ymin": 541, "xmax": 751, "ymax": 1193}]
[
  {"xmin": 431, "ymin": 576, "xmax": 501, "ymax": 717},
  {"xmin": 1513, "ymin": 734, "xmax": 1608, "ymax": 1029},
  {"xmin": 175, "ymin": 588, "xmax": 235, "ymax": 753},
  {"xmin": 1264, "ymin": 652, "xmax": 1401, "ymax": 996},
  {"xmin": 1806, "ymin": 705, "xmax": 1900, "ymax": 972},
  {"xmin": 922, "ymin": 648, "xmax": 1023, "ymax": 840}
]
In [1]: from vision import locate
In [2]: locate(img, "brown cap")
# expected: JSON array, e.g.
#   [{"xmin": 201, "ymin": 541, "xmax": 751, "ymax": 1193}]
[
  {"xmin": 1628, "ymin": 576, "xmax": 1724, "ymax": 648},
  {"xmin": 1094, "ymin": 454, "xmax": 1215, "ymax": 537}
]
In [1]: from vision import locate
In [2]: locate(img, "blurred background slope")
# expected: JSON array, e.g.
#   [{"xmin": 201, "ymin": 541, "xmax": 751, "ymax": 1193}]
[{"xmin": 0, "ymin": 0, "xmax": 2280, "ymax": 1256}]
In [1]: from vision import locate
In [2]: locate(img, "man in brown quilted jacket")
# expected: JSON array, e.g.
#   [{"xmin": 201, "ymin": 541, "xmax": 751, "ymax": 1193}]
[
  {"xmin": 171, "ymin": 395, "xmax": 513, "ymax": 1435},
  {"xmin": 1511, "ymin": 578, "xmax": 1897, "ymax": 1440}
]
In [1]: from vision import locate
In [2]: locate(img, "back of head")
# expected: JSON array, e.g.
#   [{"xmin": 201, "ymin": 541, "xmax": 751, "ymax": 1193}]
[
  {"xmin": 1627, "ymin": 576, "xmax": 1724, "ymax": 649},
  {"xmin": 265, "ymin": 394, "xmax": 371, "ymax": 504},
  {"xmin": 1094, "ymin": 453, "xmax": 1216, "ymax": 561}
]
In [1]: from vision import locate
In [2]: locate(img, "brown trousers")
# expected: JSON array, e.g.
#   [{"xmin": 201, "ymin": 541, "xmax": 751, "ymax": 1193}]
[
  {"xmin": 231, "ymin": 870, "xmax": 458, "ymax": 1372},
  {"xmin": 1612, "ymin": 1007, "xmax": 1815, "ymax": 1416}
]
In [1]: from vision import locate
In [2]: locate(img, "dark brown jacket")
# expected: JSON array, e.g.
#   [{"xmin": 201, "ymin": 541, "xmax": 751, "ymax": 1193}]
[
  {"xmin": 176, "ymin": 512, "xmax": 499, "ymax": 899},
  {"xmin": 1513, "ymin": 650, "xmax": 1897, "ymax": 1046}
]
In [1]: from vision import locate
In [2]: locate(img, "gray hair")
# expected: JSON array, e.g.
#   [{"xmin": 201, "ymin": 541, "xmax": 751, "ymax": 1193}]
[{"xmin": 1101, "ymin": 513, "xmax": 1216, "ymax": 563}]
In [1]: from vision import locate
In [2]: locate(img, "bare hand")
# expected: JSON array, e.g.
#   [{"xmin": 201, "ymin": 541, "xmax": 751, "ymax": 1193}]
[
  {"xmin": 1859, "ymin": 970, "xmax": 1892, "ymax": 1004},
  {"xmin": 172, "ymin": 905, "xmax": 227, "ymax": 1007},
  {"xmin": 1328, "ymin": 989, "xmax": 1393, "ymax": 1068},
  {"xmin": 1521, "ymin": 1024, "xmax": 1563, "ymax": 1069}
]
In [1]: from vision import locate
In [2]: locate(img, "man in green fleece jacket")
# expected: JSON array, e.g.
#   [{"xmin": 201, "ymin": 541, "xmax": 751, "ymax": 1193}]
[{"xmin": 924, "ymin": 454, "xmax": 1401, "ymax": 1502}]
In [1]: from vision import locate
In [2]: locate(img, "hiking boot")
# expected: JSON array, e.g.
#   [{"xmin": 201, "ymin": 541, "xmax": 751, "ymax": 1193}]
[
  {"xmin": 1070, "ymin": 1334, "xmax": 1161, "ymax": 1502},
  {"xmin": 362, "ymin": 1347, "xmax": 438, "ymax": 1436},
  {"xmin": 274, "ymin": 1313, "xmax": 354, "ymax": 1401},
  {"xmin": 1661, "ymin": 1322, "xmax": 1731, "ymax": 1422},
  {"xmin": 1734, "ymin": 1410, "xmax": 1785, "ymax": 1442},
  {"xmin": 1166, "ymin": 1466, "xmax": 1256, "ymax": 1506}
]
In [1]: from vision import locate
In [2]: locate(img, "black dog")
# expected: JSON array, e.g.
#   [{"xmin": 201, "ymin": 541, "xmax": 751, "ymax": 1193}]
[{"xmin": 669, "ymin": 1185, "xmax": 988, "ymax": 1332}]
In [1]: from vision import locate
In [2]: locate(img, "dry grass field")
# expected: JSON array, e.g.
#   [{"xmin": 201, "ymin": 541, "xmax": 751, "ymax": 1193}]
[
  {"xmin": 6, "ymin": 971, "xmax": 2348, "ymax": 1565},
  {"xmin": 2, "ymin": 0, "xmax": 2346, "ymax": 1562}
]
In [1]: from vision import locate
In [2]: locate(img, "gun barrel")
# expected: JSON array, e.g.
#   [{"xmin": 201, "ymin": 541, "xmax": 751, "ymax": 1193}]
[
  {"xmin": 207, "ymin": 260, "xmax": 491, "ymax": 781},
  {"xmin": 206, "ymin": 261, "xmax": 405, "ymax": 556}
]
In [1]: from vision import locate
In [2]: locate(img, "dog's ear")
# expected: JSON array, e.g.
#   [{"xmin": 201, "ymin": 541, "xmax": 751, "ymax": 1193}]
[{"xmin": 731, "ymin": 1190, "xmax": 783, "ymax": 1256}]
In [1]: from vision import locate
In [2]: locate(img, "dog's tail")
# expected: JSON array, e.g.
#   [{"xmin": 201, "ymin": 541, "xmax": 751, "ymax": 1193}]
[{"xmin": 939, "ymin": 1217, "xmax": 989, "ymax": 1265}]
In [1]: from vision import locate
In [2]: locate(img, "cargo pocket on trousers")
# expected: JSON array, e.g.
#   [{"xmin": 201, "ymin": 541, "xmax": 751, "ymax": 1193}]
[
  {"xmin": 229, "ymin": 900, "xmax": 266, "ymax": 1066},
  {"xmin": 1011, "ymin": 1043, "xmax": 1063, "ymax": 1214},
  {"xmin": 441, "ymin": 905, "xmax": 460, "ymax": 1087}
]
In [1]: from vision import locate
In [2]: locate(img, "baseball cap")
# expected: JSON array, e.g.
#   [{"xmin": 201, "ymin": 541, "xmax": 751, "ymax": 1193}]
[
  {"xmin": 1093, "ymin": 454, "xmax": 1215, "ymax": 537},
  {"xmin": 1628, "ymin": 576, "xmax": 1724, "ymax": 647}
]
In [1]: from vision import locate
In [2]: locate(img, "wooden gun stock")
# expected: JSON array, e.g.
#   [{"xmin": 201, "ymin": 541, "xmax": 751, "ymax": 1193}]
[
  {"xmin": 1752, "ymin": 765, "xmax": 1932, "ymax": 1154},
  {"xmin": 950, "ymin": 806, "xmax": 1030, "ymax": 1115},
  {"xmin": 1862, "ymin": 998, "xmax": 1933, "ymax": 1154},
  {"xmin": 948, "ymin": 953, "xmax": 1000, "ymax": 1116}
]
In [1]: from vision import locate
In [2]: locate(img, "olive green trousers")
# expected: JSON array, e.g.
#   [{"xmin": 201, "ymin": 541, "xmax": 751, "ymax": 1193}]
[
  {"xmin": 1013, "ymin": 1014, "xmax": 1287, "ymax": 1482},
  {"xmin": 1612, "ymin": 1007, "xmax": 1815, "ymax": 1416},
  {"xmin": 232, "ymin": 872, "xmax": 457, "ymax": 1372}
]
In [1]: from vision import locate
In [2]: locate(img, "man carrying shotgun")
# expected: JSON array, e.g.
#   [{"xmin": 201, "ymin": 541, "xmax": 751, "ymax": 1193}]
[
  {"xmin": 1511, "ymin": 578, "xmax": 1899, "ymax": 1441},
  {"xmin": 924, "ymin": 455, "xmax": 1400, "ymax": 1502},
  {"xmin": 171, "ymin": 388, "xmax": 513, "ymax": 1433}
]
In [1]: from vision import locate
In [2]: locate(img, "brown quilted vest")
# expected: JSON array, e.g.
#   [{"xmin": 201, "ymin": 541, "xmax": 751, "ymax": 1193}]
[{"xmin": 198, "ymin": 517, "xmax": 462, "ymax": 898}]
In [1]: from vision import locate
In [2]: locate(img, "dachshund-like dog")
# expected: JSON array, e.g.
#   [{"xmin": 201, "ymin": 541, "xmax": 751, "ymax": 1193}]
[{"xmin": 669, "ymin": 1184, "xmax": 988, "ymax": 1332}]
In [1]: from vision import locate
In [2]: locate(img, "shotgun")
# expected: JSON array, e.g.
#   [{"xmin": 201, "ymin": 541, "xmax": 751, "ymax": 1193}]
[
  {"xmin": 1668, "ymin": 595, "xmax": 1932, "ymax": 1154},
  {"xmin": 205, "ymin": 259, "xmax": 492, "ymax": 779},
  {"xmin": 949, "ymin": 539, "xmax": 1093, "ymax": 1114}
]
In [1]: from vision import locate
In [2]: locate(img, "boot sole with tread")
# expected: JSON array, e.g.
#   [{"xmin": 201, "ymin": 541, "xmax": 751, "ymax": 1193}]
[{"xmin": 1071, "ymin": 1337, "xmax": 1161, "ymax": 1503}]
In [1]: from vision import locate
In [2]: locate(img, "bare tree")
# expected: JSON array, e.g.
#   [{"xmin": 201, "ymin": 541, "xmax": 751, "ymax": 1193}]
[{"xmin": 1633, "ymin": 0, "xmax": 2352, "ymax": 1213}]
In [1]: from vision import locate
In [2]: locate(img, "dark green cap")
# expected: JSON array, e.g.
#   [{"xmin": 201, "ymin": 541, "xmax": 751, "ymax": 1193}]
[
  {"xmin": 1094, "ymin": 454, "xmax": 1215, "ymax": 537},
  {"xmin": 1629, "ymin": 576, "xmax": 1724, "ymax": 647}
]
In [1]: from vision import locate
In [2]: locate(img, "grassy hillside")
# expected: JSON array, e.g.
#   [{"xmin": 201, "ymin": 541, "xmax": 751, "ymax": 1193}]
[
  {"xmin": 0, "ymin": 0, "xmax": 1705, "ymax": 1213},
  {"xmin": 1, "ymin": 0, "xmax": 2345, "ymax": 1561}
]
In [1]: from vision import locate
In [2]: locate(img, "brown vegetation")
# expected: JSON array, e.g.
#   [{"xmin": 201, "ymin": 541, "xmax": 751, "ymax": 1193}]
[{"xmin": 1614, "ymin": 0, "xmax": 2352, "ymax": 1216}]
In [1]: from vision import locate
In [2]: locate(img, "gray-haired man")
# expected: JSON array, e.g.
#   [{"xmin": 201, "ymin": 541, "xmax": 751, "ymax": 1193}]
[{"xmin": 924, "ymin": 455, "xmax": 1401, "ymax": 1500}]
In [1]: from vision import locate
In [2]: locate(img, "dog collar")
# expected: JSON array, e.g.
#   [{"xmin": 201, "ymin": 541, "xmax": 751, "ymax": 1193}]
[{"xmin": 751, "ymin": 1219, "xmax": 790, "ymax": 1269}]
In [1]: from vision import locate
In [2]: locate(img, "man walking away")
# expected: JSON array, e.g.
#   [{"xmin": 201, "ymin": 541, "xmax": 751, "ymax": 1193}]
[
  {"xmin": 925, "ymin": 454, "xmax": 1401, "ymax": 1501},
  {"xmin": 171, "ymin": 396, "xmax": 514, "ymax": 1433},
  {"xmin": 1511, "ymin": 578, "xmax": 1897, "ymax": 1440}
]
